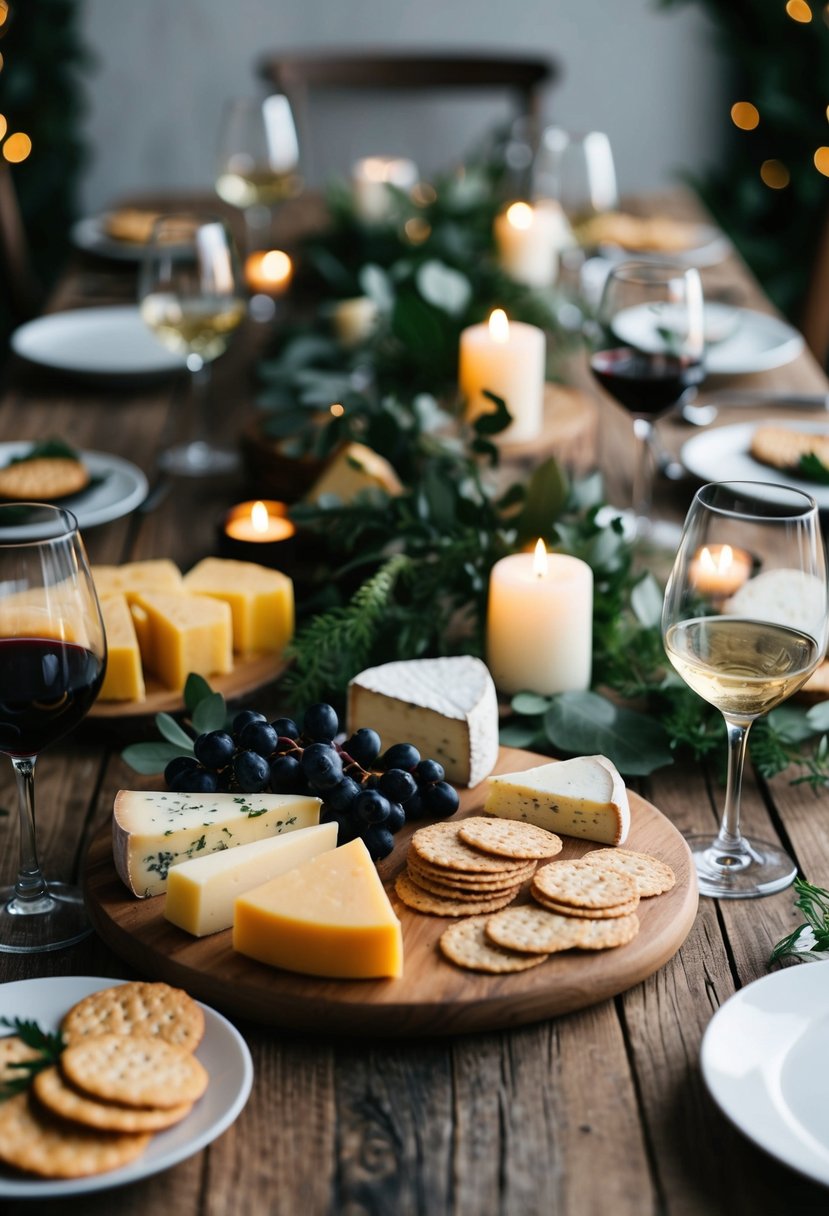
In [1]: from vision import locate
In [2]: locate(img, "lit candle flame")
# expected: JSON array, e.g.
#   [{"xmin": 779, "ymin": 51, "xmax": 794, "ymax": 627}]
[
  {"xmin": 489, "ymin": 308, "xmax": 510, "ymax": 343},
  {"xmin": 700, "ymin": 544, "xmax": 733, "ymax": 575},
  {"xmin": 506, "ymin": 201, "xmax": 534, "ymax": 230},
  {"xmin": 533, "ymin": 538, "xmax": 548, "ymax": 578},
  {"xmin": 251, "ymin": 500, "xmax": 270, "ymax": 534},
  {"xmin": 261, "ymin": 250, "xmax": 292, "ymax": 283}
]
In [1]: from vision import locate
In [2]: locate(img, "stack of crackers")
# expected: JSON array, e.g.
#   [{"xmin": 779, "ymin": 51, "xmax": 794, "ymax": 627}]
[{"xmin": 0, "ymin": 981, "xmax": 208, "ymax": 1181}]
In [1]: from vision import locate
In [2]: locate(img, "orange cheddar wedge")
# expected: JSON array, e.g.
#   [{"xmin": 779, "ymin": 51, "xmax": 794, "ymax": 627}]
[{"xmin": 233, "ymin": 838, "xmax": 403, "ymax": 979}]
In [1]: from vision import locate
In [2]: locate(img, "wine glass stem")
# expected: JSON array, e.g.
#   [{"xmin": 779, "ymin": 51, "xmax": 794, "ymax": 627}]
[
  {"xmin": 714, "ymin": 715, "xmax": 753, "ymax": 855},
  {"xmin": 188, "ymin": 359, "xmax": 212, "ymax": 448},
  {"xmin": 631, "ymin": 416, "xmax": 655, "ymax": 524},
  {"xmin": 11, "ymin": 756, "xmax": 48, "ymax": 903}
]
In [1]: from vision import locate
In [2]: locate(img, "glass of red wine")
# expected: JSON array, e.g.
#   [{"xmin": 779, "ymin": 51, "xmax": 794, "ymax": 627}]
[
  {"xmin": 589, "ymin": 259, "xmax": 705, "ymax": 541},
  {"xmin": 0, "ymin": 505, "xmax": 106, "ymax": 953}
]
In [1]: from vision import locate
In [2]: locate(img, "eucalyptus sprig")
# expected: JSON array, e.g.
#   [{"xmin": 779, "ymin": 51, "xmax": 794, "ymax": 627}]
[{"xmin": 0, "ymin": 1017, "xmax": 65, "ymax": 1100}]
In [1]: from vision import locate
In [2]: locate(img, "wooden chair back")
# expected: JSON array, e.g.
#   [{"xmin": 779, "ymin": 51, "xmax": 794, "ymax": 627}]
[
  {"xmin": 0, "ymin": 162, "xmax": 41, "ymax": 322},
  {"xmin": 801, "ymin": 212, "xmax": 829, "ymax": 367}
]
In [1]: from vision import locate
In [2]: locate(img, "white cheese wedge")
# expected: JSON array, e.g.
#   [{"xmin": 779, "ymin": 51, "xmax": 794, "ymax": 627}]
[
  {"xmin": 347, "ymin": 656, "xmax": 499, "ymax": 787},
  {"xmin": 112, "ymin": 790, "xmax": 321, "ymax": 898},
  {"xmin": 485, "ymin": 755, "xmax": 630, "ymax": 846},
  {"xmin": 164, "ymin": 821, "xmax": 338, "ymax": 937}
]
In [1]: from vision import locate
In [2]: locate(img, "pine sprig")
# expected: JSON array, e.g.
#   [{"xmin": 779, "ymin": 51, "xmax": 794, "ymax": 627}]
[
  {"xmin": 769, "ymin": 877, "xmax": 829, "ymax": 964},
  {"xmin": 0, "ymin": 1016, "xmax": 65, "ymax": 1100}
]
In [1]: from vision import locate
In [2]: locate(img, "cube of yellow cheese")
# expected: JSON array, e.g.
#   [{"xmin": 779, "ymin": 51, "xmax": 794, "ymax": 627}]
[
  {"xmin": 98, "ymin": 593, "xmax": 145, "ymax": 701},
  {"xmin": 183, "ymin": 558, "xmax": 294, "ymax": 655},
  {"xmin": 233, "ymin": 838, "xmax": 403, "ymax": 979},
  {"xmin": 92, "ymin": 560, "xmax": 183, "ymax": 603},
  {"xmin": 131, "ymin": 591, "xmax": 232, "ymax": 691}
]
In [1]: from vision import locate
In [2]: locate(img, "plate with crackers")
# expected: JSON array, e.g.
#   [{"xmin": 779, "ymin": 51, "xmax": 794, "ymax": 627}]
[
  {"xmin": 71, "ymin": 211, "xmax": 193, "ymax": 261},
  {"xmin": 0, "ymin": 976, "xmax": 252, "ymax": 1198},
  {"xmin": 0, "ymin": 443, "xmax": 148, "ymax": 531},
  {"xmin": 681, "ymin": 420, "xmax": 829, "ymax": 510},
  {"xmin": 574, "ymin": 213, "xmax": 731, "ymax": 267}
]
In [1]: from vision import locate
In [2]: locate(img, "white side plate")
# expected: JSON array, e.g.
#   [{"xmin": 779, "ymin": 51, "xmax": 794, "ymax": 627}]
[
  {"xmin": 11, "ymin": 307, "xmax": 187, "ymax": 378},
  {"xmin": 0, "ymin": 443, "xmax": 149, "ymax": 531},
  {"xmin": 680, "ymin": 420, "xmax": 829, "ymax": 510}
]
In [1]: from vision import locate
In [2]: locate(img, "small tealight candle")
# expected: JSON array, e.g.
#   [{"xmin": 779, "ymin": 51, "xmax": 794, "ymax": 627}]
[
  {"xmin": 352, "ymin": 156, "xmax": 419, "ymax": 223},
  {"xmin": 459, "ymin": 308, "xmax": 545, "ymax": 443},
  {"xmin": 493, "ymin": 201, "xmax": 560, "ymax": 289},
  {"xmin": 225, "ymin": 500, "xmax": 295, "ymax": 544},
  {"xmin": 244, "ymin": 250, "xmax": 294, "ymax": 296},
  {"xmin": 487, "ymin": 540, "xmax": 593, "ymax": 695},
  {"xmin": 689, "ymin": 544, "xmax": 752, "ymax": 599}
]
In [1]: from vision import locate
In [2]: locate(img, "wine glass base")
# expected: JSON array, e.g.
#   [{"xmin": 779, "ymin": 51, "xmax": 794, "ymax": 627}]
[
  {"xmin": 0, "ymin": 881, "xmax": 92, "ymax": 953},
  {"xmin": 688, "ymin": 833, "xmax": 796, "ymax": 899},
  {"xmin": 158, "ymin": 441, "xmax": 239, "ymax": 477}
]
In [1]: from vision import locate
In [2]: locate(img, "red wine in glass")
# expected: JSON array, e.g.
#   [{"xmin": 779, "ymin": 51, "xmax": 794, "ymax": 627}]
[
  {"xmin": 590, "ymin": 347, "xmax": 705, "ymax": 417},
  {"xmin": 0, "ymin": 638, "xmax": 104, "ymax": 757}
]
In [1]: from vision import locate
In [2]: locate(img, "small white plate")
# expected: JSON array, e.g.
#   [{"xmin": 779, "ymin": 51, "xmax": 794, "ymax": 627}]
[
  {"xmin": 598, "ymin": 222, "xmax": 732, "ymax": 268},
  {"xmin": 0, "ymin": 443, "xmax": 148, "ymax": 531},
  {"xmin": 71, "ymin": 216, "xmax": 148, "ymax": 263},
  {"xmin": 680, "ymin": 419, "xmax": 829, "ymax": 510},
  {"xmin": 701, "ymin": 963, "xmax": 829, "ymax": 1187},
  {"xmin": 11, "ymin": 307, "xmax": 187, "ymax": 379},
  {"xmin": 0, "ymin": 976, "xmax": 253, "ymax": 1198}
]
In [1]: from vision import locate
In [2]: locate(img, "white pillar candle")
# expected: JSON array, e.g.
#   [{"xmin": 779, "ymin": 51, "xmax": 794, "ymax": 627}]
[
  {"xmin": 352, "ymin": 157, "xmax": 419, "ymax": 223},
  {"xmin": 459, "ymin": 309, "xmax": 545, "ymax": 443},
  {"xmin": 493, "ymin": 201, "xmax": 560, "ymax": 288},
  {"xmin": 487, "ymin": 541, "xmax": 593, "ymax": 695}
]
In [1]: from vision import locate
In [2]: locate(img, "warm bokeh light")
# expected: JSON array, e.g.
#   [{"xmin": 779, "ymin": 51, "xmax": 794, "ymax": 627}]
[
  {"xmin": 489, "ymin": 308, "xmax": 510, "ymax": 343},
  {"xmin": 403, "ymin": 217, "xmax": 430, "ymax": 244},
  {"xmin": 0, "ymin": 3, "xmax": 8, "ymax": 28},
  {"xmin": 0, "ymin": 52, "xmax": 4, "ymax": 72},
  {"xmin": 730, "ymin": 102, "xmax": 760, "ymax": 131},
  {"xmin": 506, "ymin": 201, "xmax": 534, "ymax": 230},
  {"xmin": 411, "ymin": 181, "xmax": 436, "ymax": 207},
  {"xmin": 2, "ymin": 132, "xmax": 31, "ymax": 163},
  {"xmin": 0, "ymin": 115, "xmax": 6, "ymax": 141},
  {"xmin": 329, "ymin": 402, "xmax": 345, "ymax": 418},
  {"xmin": 815, "ymin": 146, "xmax": 829, "ymax": 176},
  {"xmin": 243, "ymin": 249, "xmax": 293, "ymax": 295},
  {"xmin": 787, "ymin": 0, "xmax": 813, "ymax": 20},
  {"xmin": 760, "ymin": 159, "xmax": 790, "ymax": 189},
  {"xmin": 532, "ymin": 539, "xmax": 549, "ymax": 578}
]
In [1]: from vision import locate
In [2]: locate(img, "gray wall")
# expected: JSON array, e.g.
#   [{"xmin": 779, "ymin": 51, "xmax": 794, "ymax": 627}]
[{"xmin": 80, "ymin": 0, "xmax": 725, "ymax": 212}]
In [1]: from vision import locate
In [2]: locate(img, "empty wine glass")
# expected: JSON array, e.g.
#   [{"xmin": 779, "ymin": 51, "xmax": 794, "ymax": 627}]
[
  {"xmin": 0, "ymin": 504, "xmax": 106, "ymax": 953},
  {"xmin": 139, "ymin": 214, "xmax": 246, "ymax": 476},
  {"xmin": 662, "ymin": 481, "xmax": 828, "ymax": 898},
  {"xmin": 532, "ymin": 128, "xmax": 618, "ymax": 227},
  {"xmin": 215, "ymin": 94, "xmax": 302, "ymax": 253}
]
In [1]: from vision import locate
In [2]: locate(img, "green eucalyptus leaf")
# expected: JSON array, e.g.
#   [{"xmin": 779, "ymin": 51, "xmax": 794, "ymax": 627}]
[
  {"xmin": 806, "ymin": 701, "xmax": 829, "ymax": 732},
  {"xmin": 769, "ymin": 704, "xmax": 816, "ymax": 744},
  {"xmin": 415, "ymin": 260, "xmax": 471, "ymax": 316},
  {"xmin": 192, "ymin": 692, "xmax": 229, "ymax": 735},
  {"xmin": 543, "ymin": 691, "xmax": 673, "ymax": 776},
  {"xmin": 499, "ymin": 722, "xmax": 544, "ymax": 748},
  {"xmin": 154, "ymin": 713, "xmax": 194, "ymax": 749},
  {"xmin": 473, "ymin": 391, "xmax": 512, "ymax": 436},
  {"xmin": 511, "ymin": 692, "xmax": 553, "ymax": 716},
  {"xmin": 121, "ymin": 742, "xmax": 193, "ymax": 775},
  {"xmin": 184, "ymin": 674, "xmax": 214, "ymax": 714},
  {"xmin": 360, "ymin": 264, "xmax": 395, "ymax": 313},
  {"xmin": 631, "ymin": 574, "xmax": 664, "ymax": 629},
  {"xmin": 515, "ymin": 458, "xmax": 569, "ymax": 541}
]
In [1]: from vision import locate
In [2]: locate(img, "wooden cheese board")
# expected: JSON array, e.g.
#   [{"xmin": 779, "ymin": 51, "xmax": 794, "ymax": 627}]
[
  {"xmin": 88, "ymin": 653, "xmax": 287, "ymax": 721},
  {"xmin": 83, "ymin": 748, "xmax": 698, "ymax": 1036}
]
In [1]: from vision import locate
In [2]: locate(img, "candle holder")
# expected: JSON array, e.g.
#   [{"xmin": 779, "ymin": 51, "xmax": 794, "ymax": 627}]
[{"xmin": 218, "ymin": 500, "xmax": 300, "ymax": 569}]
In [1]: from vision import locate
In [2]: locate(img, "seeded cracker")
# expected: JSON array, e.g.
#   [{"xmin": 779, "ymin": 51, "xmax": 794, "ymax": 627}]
[
  {"xmin": 486, "ymin": 905, "xmax": 639, "ymax": 953},
  {"xmin": 33, "ymin": 1065, "xmax": 194, "ymax": 1133},
  {"xmin": 405, "ymin": 866, "xmax": 523, "ymax": 902},
  {"xmin": 458, "ymin": 817, "xmax": 563, "ymax": 860},
  {"xmin": 61, "ymin": 1034, "xmax": 208, "ymax": 1109},
  {"xmin": 530, "ymin": 892, "xmax": 640, "ymax": 920},
  {"xmin": 582, "ymin": 848, "xmax": 676, "ymax": 897},
  {"xmin": 411, "ymin": 822, "xmax": 529, "ymax": 874},
  {"xmin": 61, "ymin": 981, "xmax": 205, "ymax": 1052},
  {"xmin": 531, "ymin": 859, "xmax": 638, "ymax": 909},
  {"xmin": 395, "ymin": 872, "xmax": 519, "ymax": 917},
  {"xmin": 407, "ymin": 851, "xmax": 535, "ymax": 888},
  {"xmin": 440, "ymin": 916, "xmax": 550, "ymax": 973},
  {"xmin": 0, "ymin": 1034, "xmax": 40, "ymax": 1084},
  {"xmin": 0, "ymin": 1092, "xmax": 151, "ymax": 1179}
]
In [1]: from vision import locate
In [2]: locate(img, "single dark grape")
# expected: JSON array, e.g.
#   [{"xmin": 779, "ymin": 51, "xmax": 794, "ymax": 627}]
[
  {"xmin": 177, "ymin": 767, "xmax": 219, "ymax": 794},
  {"xmin": 362, "ymin": 824, "xmax": 395, "ymax": 861},
  {"xmin": 354, "ymin": 789, "xmax": 391, "ymax": 825},
  {"xmin": 164, "ymin": 755, "xmax": 199, "ymax": 788},
  {"xmin": 324, "ymin": 775, "xmax": 362, "ymax": 813},
  {"xmin": 269, "ymin": 754, "xmax": 305, "ymax": 794},
  {"xmin": 402, "ymin": 790, "xmax": 424, "ymax": 820},
  {"xmin": 415, "ymin": 758, "xmax": 445, "ymax": 785},
  {"xmin": 193, "ymin": 730, "xmax": 236, "ymax": 771},
  {"xmin": 330, "ymin": 810, "xmax": 359, "ymax": 845},
  {"xmin": 233, "ymin": 749, "xmax": 270, "ymax": 793},
  {"xmin": 378, "ymin": 768, "xmax": 417, "ymax": 803},
  {"xmin": 232, "ymin": 709, "xmax": 267, "ymax": 738},
  {"xmin": 385, "ymin": 801, "xmax": 406, "ymax": 833},
  {"xmin": 343, "ymin": 727, "xmax": 382, "ymax": 768},
  {"xmin": 422, "ymin": 780, "xmax": 459, "ymax": 819},
  {"xmin": 301, "ymin": 742, "xmax": 344, "ymax": 790},
  {"xmin": 382, "ymin": 742, "xmax": 420, "ymax": 772},
  {"xmin": 238, "ymin": 720, "xmax": 279, "ymax": 758},
  {"xmin": 271, "ymin": 716, "xmax": 300, "ymax": 740},
  {"xmin": 302, "ymin": 702, "xmax": 339, "ymax": 742}
]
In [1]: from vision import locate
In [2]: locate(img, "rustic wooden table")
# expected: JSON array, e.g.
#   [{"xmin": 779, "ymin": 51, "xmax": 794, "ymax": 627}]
[{"xmin": 2, "ymin": 197, "xmax": 829, "ymax": 1215}]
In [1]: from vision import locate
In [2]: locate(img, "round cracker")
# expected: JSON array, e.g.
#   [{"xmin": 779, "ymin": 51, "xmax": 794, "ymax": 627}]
[
  {"xmin": 394, "ymin": 872, "xmax": 519, "ymax": 917},
  {"xmin": 0, "ymin": 1034, "xmax": 40, "ymax": 1085},
  {"xmin": 0, "ymin": 1092, "xmax": 151, "ymax": 1179},
  {"xmin": 458, "ymin": 817, "xmax": 563, "ymax": 860},
  {"xmin": 582, "ymin": 848, "xmax": 676, "ymax": 896},
  {"xmin": 574, "ymin": 913, "xmax": 640, "ymax": 950},
  {"xmin": 404, "ymin": 865, "xmax": 522, "ymax": 902},
  {"xmin": 440, "ymin": 916, "xmax": 549, "ymax": 973},
  {"xmin": 60, "ymin": 1034, "xmax": 208, "ymax": 1109},
  {"xmin": 407, "ymin": 851, "xmax": 535, "ymax": 887},
  {"xmin": 532, "ymin": 859, "xmax": 637, "ymax": 909},
  {"xmin": 411, "ymin": 822, "xmax": 529, "ymax": 874},
  {"xmin": 486, "ymin": 905, "xmax": 639, "ymax": 953},
  {"xmin": 33, "ymin": 1065, "xmax": 193, "ymax": 1133},
  {"xmin": 0, "ymin": 457, "xmax": 89, "ymax": 502},
  {"xmin": 61, "ymin": 981, "xmax": 204, "ymax": 1052},
  {"xmin": 531, "ymin": 890, "xmax": 640, "ymax": 919}
]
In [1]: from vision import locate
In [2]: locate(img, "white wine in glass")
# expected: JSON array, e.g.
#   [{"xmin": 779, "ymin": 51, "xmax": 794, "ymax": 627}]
[
  {"xmin": 662, "ymin": 481, "xmax": 828, "ymax": 898},
  {"xmin": 216, "ymin": 95, "xmax": 302, "ymax": 251}
]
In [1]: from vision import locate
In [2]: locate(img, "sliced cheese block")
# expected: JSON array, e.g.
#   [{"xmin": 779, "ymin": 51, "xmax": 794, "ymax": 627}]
[
  {"xmin": 348, "ymin": 656, "xmax": 499, "ymax": 787},
  {"xmin": 131, "ymin": 591, "xmax": 232, "ymax": 691},
  {"xmin": 485, "ymin": 755, "xmax": 630, "ymax": 846},
  {"xmin": 98, "ymin": 593, "xmax": 145, "ymax": 702},
  {"xmin": 306, "ymin": 442, "xmax": 403, "ymax": 505},
  {"xmin": 233, "ymin": 837, "xmax": 403, "ymax": 979},
  {"xmin": 113, "ymin": 790, "xmax": 321, "ymax": 898},
  {"xmin": 182, "ymin": 558, "xmax": 294, "ymax": 655},
  {"xmin": 92, "ymin": 560, "xmax": 183, "ymax": 602},
  {"xmin": 164, "ymin": 821, "xmax": 338, "ymax": 936}
]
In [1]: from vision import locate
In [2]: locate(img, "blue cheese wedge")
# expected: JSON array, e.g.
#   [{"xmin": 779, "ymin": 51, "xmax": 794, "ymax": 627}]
[
  {"xmin": 484, "ymin": 755, "xmax": 630, "ymax": 846},
  {"xmin": 113, "ymin": 790, "xmax": 321, "ymax": 898},
  {"xmin": 347, "ymin": 656, "xmax": 499, "ymax": 787}
]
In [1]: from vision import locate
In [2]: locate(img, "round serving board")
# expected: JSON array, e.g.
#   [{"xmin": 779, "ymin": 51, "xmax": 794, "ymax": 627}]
[
  {"xmin": 88, "ymin": 653, "xmax": 287, "ymax": 721},
  {"xmin": 83, "ymin": 748, "xmax": 698, "ymax": 1036}
]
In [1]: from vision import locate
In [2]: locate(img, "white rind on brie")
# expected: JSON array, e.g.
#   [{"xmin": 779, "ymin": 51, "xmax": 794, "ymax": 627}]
[{"xmin": 485, "ymin": 755, "xmax": 630, "ymax": 846}]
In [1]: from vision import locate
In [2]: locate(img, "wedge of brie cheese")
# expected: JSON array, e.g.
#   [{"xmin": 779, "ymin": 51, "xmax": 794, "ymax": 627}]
[{"xmin": 485, "ymin": 755, "xmax": 630, "ymax": 846}]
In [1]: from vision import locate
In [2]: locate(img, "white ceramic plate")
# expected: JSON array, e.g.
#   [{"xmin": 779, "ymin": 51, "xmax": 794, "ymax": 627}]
[
  {"xmin": 612, "ymin": 302, "xmax": 804, "ymax": 376},
  {"xmin": 701, "ymin": 963, "xmax": 829, "ymax": 1187},
  {"xmin": 0, "ymin": 443, "xmax": 148, "ymax": 531},
  {"xmin": 0, "ymin": 976, "xmax": 253, "ymax": 1198},
  {"xmin": 11, "ymin": 307, "xmax": 187, "ymax": 378},
  {"xmin": 71, "ymin": 215, "xmax": 148, "ymax": 262},
  {"xmin": 680, "ymin": 419, "xmax": 829, "ymax": 510}
]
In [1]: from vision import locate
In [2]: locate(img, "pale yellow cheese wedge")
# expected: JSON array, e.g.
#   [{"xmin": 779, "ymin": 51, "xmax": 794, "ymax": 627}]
[
  {"xmin": 165, "ymin": 822, "xmax": 338, "ymax": 936},
  {"xmin": 130, "ymin": 591, "xmax": 232, "ymax": 691},
  {"xmin": 183, "ymin": 558, "xmax": 294, "ymax": 655},
  {"xmin": 98, "ymin": 593, "xmax": 145, "ymax": 701},
  {"xmin": 92, "ymin": 560, "xmax": 183, "ymax": 602},
  {"xmin": 233, "ymin": 838, "xmax": 403, "ymax": 978},
  {"xmin": 305, "ymin": 442, "xmax": 403, "ymax": 505}
]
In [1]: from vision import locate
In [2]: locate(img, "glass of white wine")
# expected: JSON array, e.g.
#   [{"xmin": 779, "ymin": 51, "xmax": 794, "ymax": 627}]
[
  {"xmin": 139, "ymin": 215, "xmax": 246, "ymax": 476},
  {"xmin": 215, "ymin": 94, "xmax": 302, "ymax": 253},
  {"xmin": 662, "ymin": 481, "xmax": 828, "ymax": 898}
]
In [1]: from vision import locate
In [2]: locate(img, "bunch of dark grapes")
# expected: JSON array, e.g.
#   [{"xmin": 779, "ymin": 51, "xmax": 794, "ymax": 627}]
[{"xmin": 164, "ymin": 702, "xmax": 459, "ymax": 861}]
